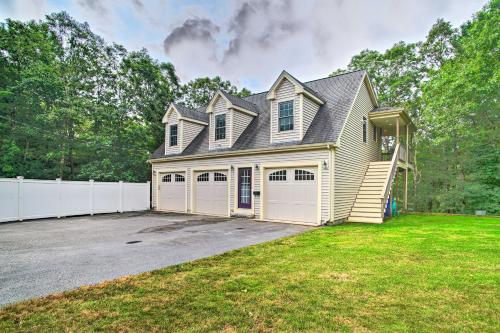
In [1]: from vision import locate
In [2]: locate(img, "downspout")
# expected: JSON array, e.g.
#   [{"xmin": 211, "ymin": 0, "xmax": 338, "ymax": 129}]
[{"xmin": 327, "ymin": 143, "xmax": 335, "ymax": 224}]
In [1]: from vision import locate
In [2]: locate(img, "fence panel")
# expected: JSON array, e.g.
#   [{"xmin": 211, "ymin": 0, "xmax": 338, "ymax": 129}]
[
  {"xmin": 93, "ymin": 182, "xmax": 121, "ymax": 214},
  {"xmin": 0, "ymin": 177, "xmax": 150, "ymax": 223},
  {"xmin": 61, "ymin": 181, "xmax": 91, "ymax": 216},
  {"xmin": 123, "ymin": 183, "xmax": 150, "ymax": 212},
  {"xmin": 0, "ymin": 179, "xmax": 19, "ymax": 222},
  {"xmin": 22, "ymin": 179, "xmax": 59, "ymax": 220}
]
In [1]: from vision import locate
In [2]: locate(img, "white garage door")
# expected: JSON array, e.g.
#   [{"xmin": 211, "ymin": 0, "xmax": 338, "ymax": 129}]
[
  {"xmin": 264, "ymin": 167, "xmax": 318, "ymax": 224},
  {"xmin": 158, "ymin": 172, "xmax": 186, "ymax": 212},
  {"xmin": 194, "ymin": 170, "xmax": 229, "ymax": 216}
]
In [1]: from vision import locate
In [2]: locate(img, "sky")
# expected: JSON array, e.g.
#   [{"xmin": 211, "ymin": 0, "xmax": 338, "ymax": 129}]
[{"xmin": 0, "ymin": 0, "xmax": 488, "ymax": 92}]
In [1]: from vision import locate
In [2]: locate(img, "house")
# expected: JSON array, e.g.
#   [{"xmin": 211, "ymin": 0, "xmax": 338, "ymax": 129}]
[{"xmin": 148, "ymin": 70, "xmax": 415, "ymax": 225}]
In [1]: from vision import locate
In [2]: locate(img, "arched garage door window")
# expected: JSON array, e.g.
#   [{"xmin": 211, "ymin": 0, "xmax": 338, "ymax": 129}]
[
  {"xmin": 197, "ymin": 173, "xmax": 209, "ymax": 182},
  {"xmin": 269, "ymin": 170, "xmax": 286, "ymax": 181}
]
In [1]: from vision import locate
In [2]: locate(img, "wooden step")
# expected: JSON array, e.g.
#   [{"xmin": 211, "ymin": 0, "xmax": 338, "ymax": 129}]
[
  {"xmin": 365, "ymin": 175, "xmax": 387, "ymax": 180},
  {"xmin": 355, "ymin": 198, "xmax": 381, "ymax": 203},
  {"xmin": 352, "ymin": 203, "xmax": 380, "ymax": 209},
  {"xmin": 368, "ymin": 165, "xmax": 390, "ymax": 170},
  {"xmin": 362, "ymin": 178, "xmax": 386, "ymax": 183},
  {"xmin": 370, "ymin": 161, "xmax": 391, "ymax": 165},
  {"xmin": 361, "ymin": 179, "xmax": 385, "ymax": 187},
  {"xmin": 358, "ymin": 190, "xmax": 381, "ymax": 196},
  {"xmin": 361, "ymin": 182, "xmax": 384, "ymax": 188},
  {"xmin": 350, "ymin": 210, "xmax": 381, "ymax": 217},
  {"xmin": 356, "ymin": 196, "xmax": 381, "ymax": 201},
  {"xmin": 351, "ymin": 207, "xmax": 380, "ymax": 213},
  {"xmin": 347, "ymin": 216, "xmax": 384, "ymax": 224},
  {"xmin": 366, "ymin": 170, "xmax": 388, "ymax": 175},
  {"xmin": 366, "ymin": 168, "xmax": 389, "ymax": 172}
]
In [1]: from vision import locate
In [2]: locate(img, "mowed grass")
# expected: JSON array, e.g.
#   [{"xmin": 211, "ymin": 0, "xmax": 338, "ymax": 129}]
[{"xmin": 1, "ymin": 214, "xmax": 499, "ymax": 332}]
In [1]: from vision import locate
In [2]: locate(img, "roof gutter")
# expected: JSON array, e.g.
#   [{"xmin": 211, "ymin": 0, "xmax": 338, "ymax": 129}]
[{"xmin": 148, "ymin": 141, "xmax": 338, "ymax": 164}]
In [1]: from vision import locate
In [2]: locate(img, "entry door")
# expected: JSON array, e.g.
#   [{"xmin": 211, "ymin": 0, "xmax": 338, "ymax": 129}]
[
  {"xmin": 264, "ymin": 167, "xmax": 318, "ymax": 223},
  {"xmin": 194, "ymin": 171, "xmax": 228, "ymax": 216},
  {"xmin": 158, "ymin": 173, "xmax": 186, "ymax": 212},
  {"xmin": 238, "ymin": 168, "xmax": 252, "ymax": 209}
]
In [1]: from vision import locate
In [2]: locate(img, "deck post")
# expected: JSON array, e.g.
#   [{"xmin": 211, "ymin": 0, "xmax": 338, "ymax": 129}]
[
  {"xmin": 404, "ymin": 169, "xmax": 408, "ymax": 211},
  {"xmin": 406, "ymin": 125, "xmax": 409, "ymax": 163},
  {"xmin": 396, "ymin": 118, "xmax": 400, "ymax": 144}
]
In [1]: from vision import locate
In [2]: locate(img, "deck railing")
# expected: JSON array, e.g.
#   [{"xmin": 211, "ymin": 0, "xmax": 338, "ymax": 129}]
[
  {"xmin": 382, "ymin": 145, "xmax": 414, "ymax": 166},
  {"xmin": 380, "ymin": 143, "xmax": 400, "ymax": 218}
]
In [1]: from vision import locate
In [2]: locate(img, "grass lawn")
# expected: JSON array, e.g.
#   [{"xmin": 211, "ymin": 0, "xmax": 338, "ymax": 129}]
[{"xmin": 1, "ymin": 214, "xmax": 499, "ymax": 332}]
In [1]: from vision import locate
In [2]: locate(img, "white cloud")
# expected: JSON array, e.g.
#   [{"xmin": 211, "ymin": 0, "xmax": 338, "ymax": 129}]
[
  {"xmin": 163, "ymin": 0, "xmax": 488, "ymax": 90},
  {"xmin": 0, "ymin": 0, "xmax": 488, "ymax": 91},
  {"xmin": 0, "ymin": 0, "xmax": 49, "ymax": 22}
]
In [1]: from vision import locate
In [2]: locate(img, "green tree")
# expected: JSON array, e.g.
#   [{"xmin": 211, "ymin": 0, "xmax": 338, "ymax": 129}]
[
  {"xmin": 418, "ymin": 0, "xmax": 499, "ymax": 214},
  {"xmin": 0, "ymin": 12, "xmax": 180, "ymax": 182},
  {"xmin": 180, "ymin": 76, "xmax": 251, "ymax": 109}
]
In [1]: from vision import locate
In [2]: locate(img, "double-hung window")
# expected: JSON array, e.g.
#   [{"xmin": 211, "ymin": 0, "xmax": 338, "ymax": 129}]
[
  {"xmin": 169, "ymin": 124, "xmax": 178, "ymax": 146},
  {"xmin": 215, "ymin": 114, "xmax": 226, "ymax": 140},
  {"xmin": 278, "ymin": 100, "xmax": 294, "ymax": 131},
  {"xmin": 362, "ymin": 117, "xmax": 367, "ymax": 143}
]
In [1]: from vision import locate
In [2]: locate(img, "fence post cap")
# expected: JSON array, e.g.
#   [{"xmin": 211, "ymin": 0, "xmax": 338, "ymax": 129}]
[
  {"xmin": 89, "ymin": 179, "xmax": 94, "ymax": 183},
  {"xmin": 56, "ymin": 178, "xmax": 61, "ymax": 181},
  {"xmin": 16, "ymin": 176, "xmax": 24, "ymax": 180}
]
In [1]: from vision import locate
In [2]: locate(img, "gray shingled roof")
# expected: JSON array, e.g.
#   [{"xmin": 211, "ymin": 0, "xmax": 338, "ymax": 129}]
[
  {"xmin": 220, "ymin": 91, "xmax": 259, "ymax": 114},
  {"xmin": 283, "ymin": 70, "xmax": 326, "ymax": 103},
  {"xmin": 151, "ymin": 70, "xmax": 366, "ymax": 160},
  {"xmin": 173, "ymin": 103, "xmax": 208, "ymax": 123}
]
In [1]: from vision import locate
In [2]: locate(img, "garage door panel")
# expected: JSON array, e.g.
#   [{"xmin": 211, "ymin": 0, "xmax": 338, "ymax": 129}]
[
  {"xmin": 159, "ymin": 172, "xmax": 186, "ymax": 212},
  {"xmin": 264, "ymin": 167, "xmax": 318, "ymax": 224},
  {"xmin": 194, "ymin": 171, "xmax": 228, "ymax": 216}
]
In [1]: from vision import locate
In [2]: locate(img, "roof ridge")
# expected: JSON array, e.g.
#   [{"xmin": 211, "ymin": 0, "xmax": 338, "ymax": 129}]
[
  {"xmin": 221, "ymin": 90, "xmax": 258, "ymax": 106},
  {"xmin": 242, "ymin": 69, "xmax": 366, "ymax": 99},
  {"xmin": 303, "ymin": 69, "xmax": 366, "ymax": 84}
]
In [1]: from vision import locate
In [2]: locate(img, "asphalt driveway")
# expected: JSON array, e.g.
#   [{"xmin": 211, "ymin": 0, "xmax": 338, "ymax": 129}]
[{"xmin": 0, "ymin": 212, "xmax": 310, "ymax": 306}]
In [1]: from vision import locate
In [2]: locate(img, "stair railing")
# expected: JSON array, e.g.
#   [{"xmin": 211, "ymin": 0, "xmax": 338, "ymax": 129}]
[{"xmin": 380, "ymin": 143, "xmax": 400, "ymax": 218}]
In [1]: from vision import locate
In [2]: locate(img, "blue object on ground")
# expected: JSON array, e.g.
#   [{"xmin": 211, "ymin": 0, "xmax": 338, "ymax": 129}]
[{"xmin": 392, "ymin": 198, "xmax": 399, "ymax": 217}]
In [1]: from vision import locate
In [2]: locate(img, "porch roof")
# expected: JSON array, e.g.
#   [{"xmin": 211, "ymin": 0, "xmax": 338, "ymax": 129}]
[{"xmin": 369, "ymin": 107, "xmax": 416, "ymax": 136}]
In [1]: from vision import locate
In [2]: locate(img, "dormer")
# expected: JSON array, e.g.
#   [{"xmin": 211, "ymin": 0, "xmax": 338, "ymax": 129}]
[
  {"xmin": 206, "ymin": 91, "xmax": 258, "ymax": 150},
  {"xmin": 162, "ymin": 103, "xmax": 208, "ymax": 155},
  {"xmin": 266, "ymin": 71, "xmax": 325, "ymax": 143}
]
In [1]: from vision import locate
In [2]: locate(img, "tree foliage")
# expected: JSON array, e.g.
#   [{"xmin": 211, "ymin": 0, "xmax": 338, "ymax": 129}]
[
  {"xmin": 331, "ymin": 0, "xmax": 499, "ymax": 214},
  {"xmin": 179, "ymin": 76, "xmax": 251, "ymax": 109},
  {"xmin": 0, "ymin": 12, "xmax": 249, "ymax": 182}
]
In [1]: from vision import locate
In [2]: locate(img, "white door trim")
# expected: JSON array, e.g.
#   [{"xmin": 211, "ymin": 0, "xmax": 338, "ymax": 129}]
[
  {"xmin": 232, "ymin": 164, "xmax": 255, "ymax": 216},
  {"xmin": 260, "ymin": 161, "xmax": 322, "ymax": 225}
]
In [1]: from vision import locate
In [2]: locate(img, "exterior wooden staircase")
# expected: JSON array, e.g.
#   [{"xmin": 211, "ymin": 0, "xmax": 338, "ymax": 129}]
[{"xmin": 347, "ymin": 144, "xmax": 400, "ymax": 223}]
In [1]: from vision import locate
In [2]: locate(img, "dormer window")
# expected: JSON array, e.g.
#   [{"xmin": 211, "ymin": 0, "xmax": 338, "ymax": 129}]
[
  {"xmin": 215, "ymin": 114, "xmax": 226, "ymax": 140},
  {"xmin": 278, "ymin": 100, "xmax": 294, "ymax": 131},
  {"xmin": 169, "ymin": 124, "xmax": 178, "ymax": 146}
]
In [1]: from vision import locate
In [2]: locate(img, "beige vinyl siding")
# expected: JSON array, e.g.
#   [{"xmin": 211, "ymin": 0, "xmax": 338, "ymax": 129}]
[
  {"xmin": 165, "ymin": 111, "xmax": 180, "ymax": 155},
  {"xmin": 271, "ymin": 78, "xmax": 300, "ymax": 143},
  {"xmin": 209, "ymin": 96, "xmax": 231, "ymax": 150},
  {"xmin": 333, "ymin": 79, "xmax": 381, "ymax": 221},
  {"xmin": 302, "ymin": 95, "xmax": 320, "ymax": 138},
  {"xmin": 231, "ymin": 110, "xmax": 253, "ymax": 146},
  {"xmin": 182, "ymin": 120, "xmax": 204, "ymax": 151},
  {"xmin": 151, "ymin": 148, "xmax": 331, "ymax": 224}
]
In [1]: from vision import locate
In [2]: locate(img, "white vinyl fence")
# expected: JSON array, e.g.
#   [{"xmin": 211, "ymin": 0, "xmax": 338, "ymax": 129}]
[{"xmin": 0, "ymin": 177, "xmax": 150, "ymax": 223}]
